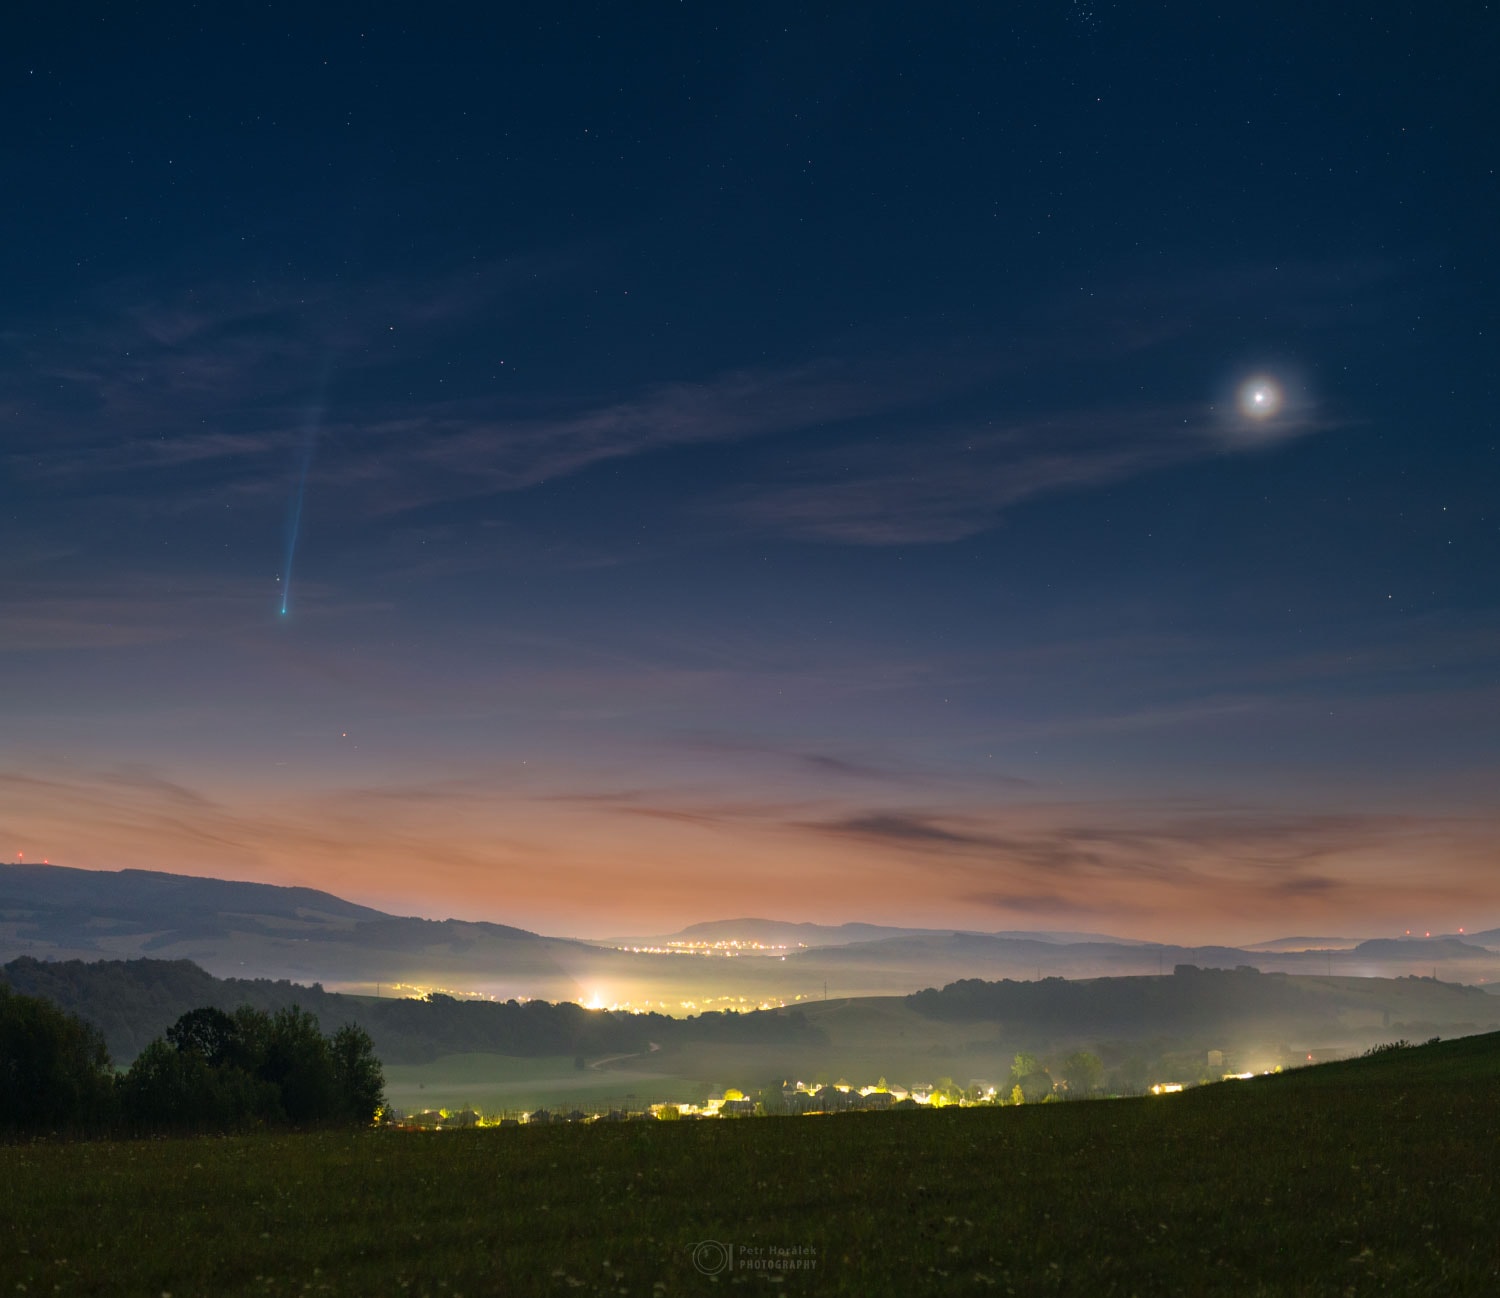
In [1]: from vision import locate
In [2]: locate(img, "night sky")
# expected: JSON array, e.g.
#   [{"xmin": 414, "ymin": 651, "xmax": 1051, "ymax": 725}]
[{"xmin": 4, "ymin": 4, "xmax": 1496, "ymax": 942}]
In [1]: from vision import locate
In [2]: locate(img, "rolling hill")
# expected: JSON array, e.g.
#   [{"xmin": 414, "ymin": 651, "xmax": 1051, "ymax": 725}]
[{"xmin": 5, "ymin": 864, "xmax": 1499, "ymax": 1006}]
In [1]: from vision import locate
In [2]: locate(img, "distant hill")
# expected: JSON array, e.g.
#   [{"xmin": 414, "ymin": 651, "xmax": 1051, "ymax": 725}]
[
  {"xmin": 1242, "ymin": 936, "xmax": 1365, "ymax": 953},
  {"xmin": 9, "ymin": 953, "xmax": 1498, "ymax": 1094},
  {"xmin": 905, "ymin": 965, "xmax": 1500, "ymax": 1044},
  {"xmin": 1446, "ymin": 928, "xmax": 1500, "ymax": 949},
  {"xmin": 0, "ymin": 863, "xmax": 386, "ymax": 926},
  {"xmin": 5, "ymin": 865, "xmax": 1499, "ymax": 1004},
  {"xmin": 0, "ymin": 955, "xmax": 826, "ymax": 1065},
  {"xmin": 0, "ymin": 864, "xmax": 615, "ymax": 997},
  {"xmin": 1350, "ymin": 938, "xmax": 1493, "ymax": 960},
  {"xmin": 606, "ymin": 918, "xmax": 1144, "ymax": 948}
]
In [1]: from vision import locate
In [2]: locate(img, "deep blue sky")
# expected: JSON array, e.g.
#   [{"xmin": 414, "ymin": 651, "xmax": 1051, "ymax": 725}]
[{"xmin": 3, "ymin": 3, "xmax": 1496, "ymax": 940}]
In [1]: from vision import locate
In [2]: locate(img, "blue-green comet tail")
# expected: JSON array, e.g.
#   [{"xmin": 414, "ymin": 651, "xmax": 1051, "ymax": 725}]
[{"xmin": 280, "ymin": 369, "xmax": 331, "ymax": 617}]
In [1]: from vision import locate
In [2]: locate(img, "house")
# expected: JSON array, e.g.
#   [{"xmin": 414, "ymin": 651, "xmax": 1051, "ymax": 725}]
[{"xmin": 812, "ymin": 1085, "xmax": 855, "ymax": 1112}]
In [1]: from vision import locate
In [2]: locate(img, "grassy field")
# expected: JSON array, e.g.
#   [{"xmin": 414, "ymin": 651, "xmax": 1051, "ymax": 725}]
[
  {"xmin": 382, "ymin": 1052, "xmax": 704, "ymax": 1114},
  {"xmin": 2, "ymin": 1033, "xmax": 1497, "ymax": 1296}
]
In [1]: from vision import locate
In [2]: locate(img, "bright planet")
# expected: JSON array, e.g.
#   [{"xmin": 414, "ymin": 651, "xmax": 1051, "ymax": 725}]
[{"xmin": 1238, "ymin": 376, "xmax": 1283, "ymax": 420}]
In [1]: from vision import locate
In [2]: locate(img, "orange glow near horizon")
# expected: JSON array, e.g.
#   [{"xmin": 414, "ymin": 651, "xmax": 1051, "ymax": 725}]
[{"xmin": 4, "ymin": 759, "xmax": 1496, "ymax": 945}]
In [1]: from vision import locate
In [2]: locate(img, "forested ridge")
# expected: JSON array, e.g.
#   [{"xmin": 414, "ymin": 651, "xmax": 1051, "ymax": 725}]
[
  {"xmin": 1, "ymin": 956, "xmax": 825, "ymax": 1064},
  {"xmin": 907, "ymin": 964, "xmax": 1500, "ymax": 1039}
]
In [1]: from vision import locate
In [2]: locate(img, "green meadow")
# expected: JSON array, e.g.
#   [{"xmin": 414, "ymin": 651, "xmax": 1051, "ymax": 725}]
[
  {"xmin": 381, "ymin": 1052, "xmax": 703, "ymax": 1115},
  {"xmin": 3, "ymin": 1033, "xmax": 1497, "ymax": 1296}
]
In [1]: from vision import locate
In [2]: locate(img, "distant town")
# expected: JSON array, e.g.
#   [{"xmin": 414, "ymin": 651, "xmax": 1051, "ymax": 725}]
[{"xmin": 386, "ymin": 1056, "xmax": 1289, "ymax": 1131}]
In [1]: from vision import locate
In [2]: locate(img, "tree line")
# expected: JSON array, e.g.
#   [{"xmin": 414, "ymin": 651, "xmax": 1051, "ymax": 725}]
[{"xmin": 0, "ymin": 983, "xmax": 383, "ymax": 1135}]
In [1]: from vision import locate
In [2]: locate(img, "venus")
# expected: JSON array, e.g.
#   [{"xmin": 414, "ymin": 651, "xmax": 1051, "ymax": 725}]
[{"xmin": 1238, "ymin": 376, "xmax": 1282, "ymax": 420}]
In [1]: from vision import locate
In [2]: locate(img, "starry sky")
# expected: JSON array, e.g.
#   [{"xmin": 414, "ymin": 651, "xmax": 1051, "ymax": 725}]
[{"xmin": 3, "ymin": 3, "xmax": 1496, "ymax": 942}]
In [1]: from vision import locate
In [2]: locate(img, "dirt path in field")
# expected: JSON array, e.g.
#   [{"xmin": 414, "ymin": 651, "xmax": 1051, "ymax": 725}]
[{"xmin": 587, "ymin": 1041, "xmax": 661, "ymax": 1070}]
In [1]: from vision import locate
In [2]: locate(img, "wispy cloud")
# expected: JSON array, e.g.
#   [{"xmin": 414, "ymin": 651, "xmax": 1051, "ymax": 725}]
[
  {"xmin": 6, "ymin": 252, "xmax": 1370, "ymax": 545},
  {"xmin": 8, "ymin": 294, "xmax": 942, "ymax": 526},
  {"xmin": 664, "ymin": 731, "xmax": 979, "ymax": 788},
  {"xmin": 801, "ymin": 798, "xmax": 1495, "ymax": 927},
  {"xmin": 318, "ymin": 360, "xmax": 910, "ymax": 515},
  {"xmin": 722, "ymin": 403, "xmax": 1344, "ymax": 545}
]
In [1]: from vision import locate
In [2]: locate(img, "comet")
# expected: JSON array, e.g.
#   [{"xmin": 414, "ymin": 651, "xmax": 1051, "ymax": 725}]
[{"xmin": 280, "ymin": 368, "xmax": 332, "ymax": 617}]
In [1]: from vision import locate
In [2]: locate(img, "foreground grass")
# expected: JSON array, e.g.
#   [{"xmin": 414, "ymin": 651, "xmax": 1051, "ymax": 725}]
[{"xmin": 3, "ymin": 1036, "xmax": 1498, "ymax": 1297}]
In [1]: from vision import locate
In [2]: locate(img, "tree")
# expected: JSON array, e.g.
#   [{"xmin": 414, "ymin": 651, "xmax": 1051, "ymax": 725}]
[
  {"xmin": 123, "ymin": 1023, "xmax": 281, "ymax": 1128},
  {"xmin": 0, "ymin": 985, "xmax": 115, "ymax": 1130},
  {"xmin": 262, "ymin": 1006, "xmax": 337, "ymax": 1123},
  {"xmin": 230, "ymin": 1005, "xmax": 274, "ymax": 1074},
  {"xmin": 120, "ymin": 1038, "xmax": 197, "ymax": 1125},
  {"xmin": 166, "ymin": 1006, "xmax": 240, "ymax": 1068},
  {"xmin": 1009, "ymin": 1053, "xmax": 1053, "ymax": 1102},
  {"xmin": 1016, "ymin": 1070, "xmax": 1054, "ymax": 1103},
  {"xmin": 1058, "ymin": 1050, "xmax": 1104, "ymax": 1096},
  {"xmin": 1009, "ymin": 1053, "xmax": 1039, "ymax": 1088},
  {"xmin": 330, "ymin": 1022, "xmax": 385, "ymax": 1124}
]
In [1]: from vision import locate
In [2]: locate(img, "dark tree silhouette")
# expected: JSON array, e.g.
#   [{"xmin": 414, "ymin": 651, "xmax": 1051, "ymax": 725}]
[
  {"xmin": 166, "ymin": 1006, "xmax": 240, "ymax": 1067},
  {"xmin": 0, "ymin": 984, "xmax": 115, "ymax": 1130},
  {"xmin": 330, "ymin": 1022, "xmax": 385, "ymax": 1123}
]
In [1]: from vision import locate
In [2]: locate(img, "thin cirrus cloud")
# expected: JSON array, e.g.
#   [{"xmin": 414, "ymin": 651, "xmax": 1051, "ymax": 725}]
[
  {"xmin": 662, "ymin": 731, "xmax": 950, "ymax": 787},
  {"xmin": 721, "ymin": 404, "xmax": 1344, "ymax": 546},
  {"xmin": 11, "ymin": 341, "xmax": 935, "ymax": 524},
  {"xmin": 326, "ymin": 361, "xmax": 911, "ymax": 514},
  {"xmin": 802, "ymin": 801, "xmax": 1495, "ymax": 922},
  {"xmin": 3, "ymin": 257, "xmax": 558, "ymax": 468},
  {"xmin": 5, "ymin": 253, "xmax": 1365, "ymax": 537}
]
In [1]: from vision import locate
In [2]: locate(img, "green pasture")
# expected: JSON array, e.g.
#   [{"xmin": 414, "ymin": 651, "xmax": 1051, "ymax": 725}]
[{"xmin": 381, "ymin": 1052, "xmax": 703, "ymax": 1114}]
